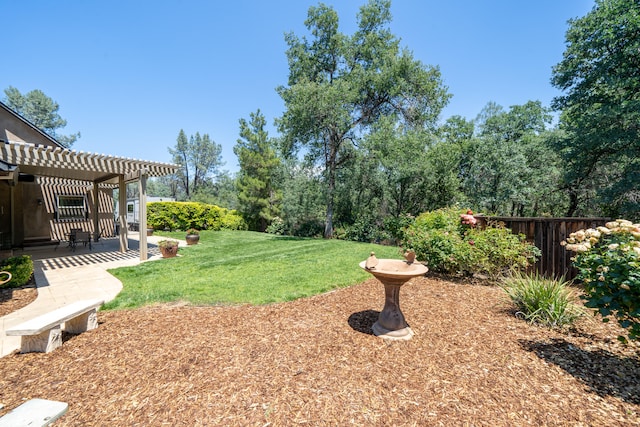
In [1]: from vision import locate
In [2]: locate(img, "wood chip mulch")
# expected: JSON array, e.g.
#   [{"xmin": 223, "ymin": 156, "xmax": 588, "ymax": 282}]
[
  {"xmin": 0, "ymin": 278, "xmax": 37, "ymax": 317},
  {"xmin": 0, "ymin": 276, "xmax": 638, "ymax": 426}
]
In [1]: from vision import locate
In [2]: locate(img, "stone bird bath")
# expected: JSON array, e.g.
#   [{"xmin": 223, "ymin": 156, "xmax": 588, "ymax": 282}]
[{"xmin": 359, "ymin": 252, "xmax": 428, "ymax": 340}]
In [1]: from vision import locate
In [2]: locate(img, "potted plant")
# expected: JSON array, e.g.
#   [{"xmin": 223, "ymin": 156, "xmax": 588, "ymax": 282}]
[
  {"xmin": 158, "ymin": 240, "xmax": 179, "ymax": 258},
  {"xmin": 146, "ymin": 227, "xmax": 154, "ymax": 236},
  {"xmin": 185, "ymin": 228, "xmax": 200, "ymax": 245}
]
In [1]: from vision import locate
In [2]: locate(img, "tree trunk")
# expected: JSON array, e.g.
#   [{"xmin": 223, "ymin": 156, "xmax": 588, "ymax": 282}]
[
  {"xmin": 567, "ymin": 190, "xmax": 579, "ymax": 217},
  {"xmin": 324, "ymin": 166, "xmax": 335, "ymax": 239}
]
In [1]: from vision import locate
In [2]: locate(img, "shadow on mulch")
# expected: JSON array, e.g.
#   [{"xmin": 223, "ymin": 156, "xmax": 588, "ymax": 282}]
[
  {"xmin": 347, "ymin": 309, "xmax": 379, "ymax": 335},
  {"xmin": 520, "ymin": 338, "xmax": 640, "ymax": 404}
]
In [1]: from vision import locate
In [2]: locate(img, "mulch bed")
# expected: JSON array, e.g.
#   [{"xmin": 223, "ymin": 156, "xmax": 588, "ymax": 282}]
[
  {"xmin": 0, "ymin": 277, "xmax": 37, "ymax": 317},
  {"xmin": 0, "ymin": 276, "xmax": 638, "ymax": 426}
]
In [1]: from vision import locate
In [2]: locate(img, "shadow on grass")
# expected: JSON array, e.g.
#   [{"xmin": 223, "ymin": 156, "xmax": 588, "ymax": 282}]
[
  {"xmin": 348, "ymin": 310, "xmax": 379, "ymax": 335},
  {"xmin": 519, "ymin": 338, "xmax": 640, "ymax": 404}
]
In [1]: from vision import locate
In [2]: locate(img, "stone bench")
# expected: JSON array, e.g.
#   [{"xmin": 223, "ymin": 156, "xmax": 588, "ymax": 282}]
[
  {"xmin": 5, "ymin": 299, "xmax": 104, "ymax": 353},
  {"xmin": 0, "ymin": 398, "xmax": 68, "ymax": 427}
]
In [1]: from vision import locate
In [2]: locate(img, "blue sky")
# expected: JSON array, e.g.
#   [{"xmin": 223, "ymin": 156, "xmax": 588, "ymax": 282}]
[{"xmin": 3, "ymin": 0, "xmax": 594, "ymax": 172}]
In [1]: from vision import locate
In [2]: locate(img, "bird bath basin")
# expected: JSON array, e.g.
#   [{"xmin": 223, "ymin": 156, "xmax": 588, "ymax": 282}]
[{"xmin": 359, "ymin": 253, "xmax": 428, "ymax": 340}]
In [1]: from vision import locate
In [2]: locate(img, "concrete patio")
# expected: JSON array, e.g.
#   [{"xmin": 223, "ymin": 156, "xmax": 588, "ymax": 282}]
[{"xmin": 0, "ymin": 233, "xmax": 185, "ymax": 357}]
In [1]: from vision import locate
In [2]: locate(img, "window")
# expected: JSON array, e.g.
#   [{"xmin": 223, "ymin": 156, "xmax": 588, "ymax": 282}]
[{"xmin": 57, "ymin": 195, "xmax": 86, "ymax": 220}]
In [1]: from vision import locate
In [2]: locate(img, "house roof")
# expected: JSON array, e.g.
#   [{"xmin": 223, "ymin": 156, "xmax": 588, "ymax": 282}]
[
  {"xmin": 0, "ymin": 101, "xmax": 178, "ymax": 183},
  {"xmin": 0, "ymin": 101, "xmax": 63, "ymax": 148}
]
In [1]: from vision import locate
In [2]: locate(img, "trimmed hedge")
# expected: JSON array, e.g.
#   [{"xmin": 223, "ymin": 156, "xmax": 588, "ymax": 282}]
[
  {"xmin": 147, "ymin": 202, "xmax": 247, "ymax": 232},
  {"xmin": 0, "ymin": 255, "xmax": 34, "ymax": 288}
]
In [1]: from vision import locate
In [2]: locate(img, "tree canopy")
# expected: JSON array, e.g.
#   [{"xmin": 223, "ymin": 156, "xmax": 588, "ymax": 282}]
[
  {"xmin": 3, "ymin": 86, "xmax": 80, "ymax": 148},
  {"xmin": 277, "ymin": 0, "xmax": 450, "ymax": 237},
  {"xmin": 234, "ymin": 110, "xmax": 282, "ymax": 232},
  {"xmin": 551, "ymin": 0, "xmax": 640, "ymax": 217},
  {"xmin": 168, "ymin": 130, "xmax": 223, "ymax": 200}
]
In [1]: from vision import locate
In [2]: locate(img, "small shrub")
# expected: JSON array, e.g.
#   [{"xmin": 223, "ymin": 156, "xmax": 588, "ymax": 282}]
[
  {"xmin": 402, "ymin": 207, "xmax": 465, "ymax": 273},
  {"xmin": 266, "ymin": 216, "xmax": 286, "ymax": 235},
  {"xmin": 402, "ymin": 207, "xmax": 539, "ymax": 279},
  {"xmin": 465, "ymin": 224, "xmax": 541, "ymax": 279},
  {"xmin": 0, "ymin": 255, "xmax": 34, "ymax": 288},
  {"xmin": 341, "ymin": 216, "xmax": 387, "ymax": 243},
  {"xmin": 500, "ymin": 272, "xmax": 585, "ymax": 328},
  {"xmin": 294, "ymin": 218, "xmax": 325, "ymax": 238}
]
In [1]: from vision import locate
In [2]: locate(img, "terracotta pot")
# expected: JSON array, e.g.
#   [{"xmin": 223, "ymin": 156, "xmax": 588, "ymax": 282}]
[
  {"xmin": 147, "ymin": 228, "xmax": 154, "ymax": 236},
  {"xmin": 186, "ymin": 234, "xmax": 200, "ymax": 245},
  {"xmin": 160, "ymin": 245, "xmax": 178, "ymax": 258}
]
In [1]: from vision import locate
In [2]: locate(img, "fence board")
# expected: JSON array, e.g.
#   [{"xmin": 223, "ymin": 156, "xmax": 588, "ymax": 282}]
[{"xmin": 475, "ymin": 216, "xmax": 610, "ymax": 280}]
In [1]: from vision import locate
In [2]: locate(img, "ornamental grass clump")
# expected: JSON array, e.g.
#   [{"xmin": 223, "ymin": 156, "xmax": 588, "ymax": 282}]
[
  {"xmin": 562, "ymin": 219, "xmax": 640, "ymax": 342},
  {"xmin": 500, "ymin": 272, "xmax": 585, "ymax": 328}
]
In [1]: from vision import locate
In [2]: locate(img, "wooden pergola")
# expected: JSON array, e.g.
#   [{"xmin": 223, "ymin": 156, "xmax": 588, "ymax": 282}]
[{"xmin": 0, "ymin": 140, "xmax": 178, "ymax": 261}]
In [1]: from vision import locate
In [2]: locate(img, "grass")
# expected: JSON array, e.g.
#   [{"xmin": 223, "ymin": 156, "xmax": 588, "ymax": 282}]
[
  {"xmin": 105, "ymin": 230, "xmax": 402, "ymax": 309},
  {"xmin": 500, "ymin": 271, "xmax": 586, "ymax": 328}
]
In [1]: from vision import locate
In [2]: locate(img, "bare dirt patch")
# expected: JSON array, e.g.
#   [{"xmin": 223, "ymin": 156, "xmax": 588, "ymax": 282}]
[{"xmin": 0, "ymin": 276, "xmax": 638, "ymax": 426}]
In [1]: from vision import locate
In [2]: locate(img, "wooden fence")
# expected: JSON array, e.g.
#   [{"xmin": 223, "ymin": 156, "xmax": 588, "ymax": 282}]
[{"xmin": 475, "ymin": 216, "xmax": 610, "ymax": 280}]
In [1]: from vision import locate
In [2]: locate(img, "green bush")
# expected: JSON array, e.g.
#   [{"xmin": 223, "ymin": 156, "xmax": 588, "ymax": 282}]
[
  {"xmin": 341, "ymin": 216, "xmax": 387, "ymax": 243},
  {"xmin": 563, "ymin": 219, "xmax": 640, "ymax": 342},
  {"xmin": 465, "ymin": 225, "xmax": 540, "ymax": 278},
  {"xmin": 500, "ymin": 272, "xmax": 585, "ymax": 328},
  {"xmin": 402, "ymin": 207, "xmax": 539, "ymax": 279},
  {"xmin": 266, "ymin": 216, "xmax": 286, "ymax": 235},
  {"xmin": 382, "ymin": 214, "xmax": 415, "ymax": 243},
  {"xmin": 219, "ymin": 209, "xmax": 248, "ymax": 231},
  {"xmin": 401, "ymin": 207, "xmax": 462, "ymax": 272},
  {"xmin": 293, "ymin": 218, "xmax": 325, "ymax": 238},
  {"xmin": 147, "ymin": 202, "xmax": 247, "ymax": 232},
  {"xmin": 0, "ymin": 255, "xmax": 34, "ymax": 288}
]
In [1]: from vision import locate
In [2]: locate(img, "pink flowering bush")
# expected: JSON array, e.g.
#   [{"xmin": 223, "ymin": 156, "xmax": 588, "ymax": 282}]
[
  {"xmin": 402, "ymin": 207, "xmax": 539, "ymax": 280},
  {"xmin": 460, "ymin": 209, "xmax": 477, "ymax": 227},
  {"xmin": 562, "ymin": 219, "xmax": 640, "ymax": 342}
]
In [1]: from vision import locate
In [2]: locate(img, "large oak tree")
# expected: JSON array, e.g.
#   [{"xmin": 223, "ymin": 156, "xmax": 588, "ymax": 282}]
[
  {"xmin": 551, "ymin": 0, "xmax": 640, "ymax": 217},
  {"xmin": 276, "ymin": 0, "xmax": 450, "ymax": 237}
]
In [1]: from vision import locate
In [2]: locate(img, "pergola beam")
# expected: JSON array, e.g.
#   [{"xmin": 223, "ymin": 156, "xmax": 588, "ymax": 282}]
[{"xmin": 0, "ymin": 140, "xmax": 177, "ymax": 261}]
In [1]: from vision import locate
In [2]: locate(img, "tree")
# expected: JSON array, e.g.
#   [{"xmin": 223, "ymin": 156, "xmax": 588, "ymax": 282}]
[
  {"xmin": 206, "ymin": 171, "xmax": 239, "ymax": 210},
  {"xmin": 277, "ymin": 0, "xmax": 450, "ymax": 237},
  {"xmin": 170, "ymin": 130, "xmax": 191, "ymax": 198},
  {"xmin": 365, "ymin": 117, "xmax": 435, "ymax": 217},
  {"xmin": 551, "ymin": 0, "xmax": 640, "ymax": 218},
  {"xmin": 3, "ymin": 86, "xmax": 80, "ymax": 148},
  {"xmin": 279, "ymin": 157, "xmax": 326, "ymax": 237},
  {"xmin": 146, "ymin": 177, "xmax": 174, "ymax": 198},
  {"xmin": 234, "ymin": 110, "xmax": 282, "ymax": 232},
  {"xmin": 463, "ymin": 101, "xmax": 563, "ymax": 216},
  {"xmin": 190, "ymin": 132, "xmax": 223, "ymax": 195},
  {"xmin": 168, "ymin": 129, "xmax": 223, "ymax": 200}
]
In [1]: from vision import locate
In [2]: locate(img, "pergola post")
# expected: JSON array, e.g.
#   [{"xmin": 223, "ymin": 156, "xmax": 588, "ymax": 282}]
[
  {"xmin": 118, "ymin": 175, "xmax": 128, "ymax": 252},
  {"xmin": 92, "ymin": 184, "xmax": 100, "ymax": 242},
  {"xmin": 138, "ymin": 169, "xmax": 148, "ymax": 261}
]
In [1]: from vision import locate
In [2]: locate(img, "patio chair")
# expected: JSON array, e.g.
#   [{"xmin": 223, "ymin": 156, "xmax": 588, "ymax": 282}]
[
  {"xmin": 72, "ymin": 231, "xmax": 92, "ymax": 251},
  {"xmin": 66, "ymin": 228, "xmax": 82, "ymax": 249}
]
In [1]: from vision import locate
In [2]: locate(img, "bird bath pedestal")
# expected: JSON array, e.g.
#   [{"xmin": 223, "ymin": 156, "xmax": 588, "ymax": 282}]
[{"xmin": 359, "ymin": 253, "xmax": 428, "ymax": 341}]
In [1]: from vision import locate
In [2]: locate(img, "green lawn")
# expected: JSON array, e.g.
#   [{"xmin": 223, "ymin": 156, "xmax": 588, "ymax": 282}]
[{"xmin": 105, "ymin": 230, "xmax": 401, "ymax": 309}]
